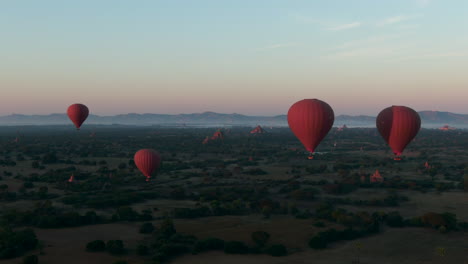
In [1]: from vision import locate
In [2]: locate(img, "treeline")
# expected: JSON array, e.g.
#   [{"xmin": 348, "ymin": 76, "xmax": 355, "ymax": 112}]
[
  {"xmin": 324, "ymin": 193, "xmax": 409, "ymax": 207},
  {"xmin": 61, "ymin": 190, "xmax": 159, "ymax": 208},
  {"xmin": 308, "ymin": 203, "xmax": 467, "ymax": 249},
  {"xmin": 0, "ymin": 226, "xmax": 38, "ymax": 259},
  {"xmin": 135, "ymin": 219, "xmax": 287, "ymax": 263},
  {"xmin": 0, "ymin": 201, "xmax": 153, "ymax": 229}
]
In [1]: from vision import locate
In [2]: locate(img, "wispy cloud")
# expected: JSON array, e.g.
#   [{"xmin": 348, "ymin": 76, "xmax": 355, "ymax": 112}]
[
  {"xmin": 291, "ymin": 14, "xmax": 323, "ymax": 25},
  {"xmin": 324, "ymin": 44, "xmax": 414, "ymax": 60},
  {"xmin": 415, "ymin": 0, "xmax": 430, "ymax": 8},
  {"xmin": 260, "ymin": 42, "xmax": 300, "ymax": 50},
  {"xmin": 327, "ymin": 22, "xmax": 362, "ymax": 31},
  {"xmin": 378, "ymin": 14, "xmax": 422, "ymax": 26},
  {"xmin": 389, "ymin": 52, "xmax": 468, "ymax": 62},
  {"xmin": 398, "ymin": 24, "xmax": 420, "ymax": 30},
  {"xmin": 330, "ymin": 34, "xmax": 406, "ymax": 50}
]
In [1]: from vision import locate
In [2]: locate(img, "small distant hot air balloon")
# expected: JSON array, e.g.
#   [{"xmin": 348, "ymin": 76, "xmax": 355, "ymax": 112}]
[
  {"xmin": 376, "ymin": 105, "xmax": 421, "ymax": 160},
  {"xmin": 211, "ymin": 130, "xmax": 224, "ymax": 140},
  {"xmin": 287, "ymin": 99, "xmax": 335, "ymax": 159},
  {"xmin": 370, "ymin": 170, "xmax": 384, "ymax": 183},
  {"xmin": 424, "ymin": 161, "xmax": 431, "ymax": 170},
  {"xmin": 134, "ymin": 149, "xmax": 161, "ymax": 181},
  {"xmin": 67, "ymin": 104, "xmax": 89, "ymax": 130},
  {"xmin": 250, "ymin": 125, "xmax": 265, "ymax": 134}
]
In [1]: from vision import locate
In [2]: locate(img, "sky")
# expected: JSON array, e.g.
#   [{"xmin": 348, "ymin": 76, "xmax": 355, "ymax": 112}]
[{"xmin": 1, "ymin": 0, "xmax": 467, "ymax": 116}]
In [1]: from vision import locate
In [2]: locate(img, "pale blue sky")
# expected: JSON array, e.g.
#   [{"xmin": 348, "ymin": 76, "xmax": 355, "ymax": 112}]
[{"xmin": 1, "ymin": 0, "xmax": 467, "ymax": 115}]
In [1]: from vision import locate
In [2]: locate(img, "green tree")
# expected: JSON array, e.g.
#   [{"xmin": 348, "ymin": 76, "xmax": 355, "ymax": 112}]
[
  {"xmin": 266, "ymin": 244, "xmax": 287, "ymax": 256},
  {"xmin": 251, "ymin": 231, "xmax": 270, "ymax": 248},
  {"xmin": 86, "ymin": 240, "xmax": 106, "ymax": 252},
  {"xmin": 22, "ymin": 255, "xmax": 38, "ymax": 264},
  {"xmin": 139, "ymin": 223, "xmax": 155, "ymax": 234},
  {"xmin": 106, "ymin": 240, "xmax": 125, "ymax": 255},
  {"xmin": 159, "ymin": 218, "xmax": 176, "ymax": 239}
]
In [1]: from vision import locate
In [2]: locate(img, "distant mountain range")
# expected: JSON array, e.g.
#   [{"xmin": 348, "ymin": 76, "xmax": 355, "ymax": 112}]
[{"xmin": 0, "ymin": 111, "xmax": 467, "ymax": 128}]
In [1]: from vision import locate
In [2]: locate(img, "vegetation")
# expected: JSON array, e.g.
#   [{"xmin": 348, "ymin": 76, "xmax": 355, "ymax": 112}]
[{"xmin": 0, "ymin": 126, "xmax": 467, "ymax": 263}]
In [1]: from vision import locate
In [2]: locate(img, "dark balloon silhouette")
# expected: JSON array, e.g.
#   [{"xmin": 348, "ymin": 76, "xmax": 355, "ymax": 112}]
[
  {"xmin": 287, "ymin": 99, "xmax": 335, "ymax": 158},
  {"xmin": 376, "ymin": 105, "xmax": 421, "ymax": 160},
  {"xmin": 67, "ymin": 104, "xmax": 89, "ymax": 130},
  {"xmin": 134, "ymin": 149, "xmax": 161, "ymax": 181}
]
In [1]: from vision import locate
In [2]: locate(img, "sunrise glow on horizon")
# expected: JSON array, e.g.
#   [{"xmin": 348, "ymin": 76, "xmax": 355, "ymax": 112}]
[{"xmin": 1, "ymin": 0, "xmax": 467, "ymax": 116}]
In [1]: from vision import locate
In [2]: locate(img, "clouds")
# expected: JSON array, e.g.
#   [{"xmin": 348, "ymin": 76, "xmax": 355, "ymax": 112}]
[
  {"xmin": 415, "ymin": 0, "xmax": 431, "ymax": 8},
  {"xmin": 260, "ymin": 42, "xmax": 301, "ymax": 50},
  {"xmin": 378, "ymin": 14, "xmax": 423, "ymax": 26},
  {"xmin": 327, "ymin": 22, "xmax": 362, "ymax": 31}
]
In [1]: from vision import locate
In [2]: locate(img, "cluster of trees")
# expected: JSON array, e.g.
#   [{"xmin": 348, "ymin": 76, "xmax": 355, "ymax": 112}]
[
  {"xmin": 86, "ymin": 239, "xmax": 125, "ymax": 255},
  {"xmin": 324, "ymin": 193, "xmax": 408, "ymax": 207},
  {"xmin": 171, "ymin": 197, "xmax": 298, "ymax": 219},
  {"xmin": 61, "ymin": 190, "xmax": 159, "ymax": 208},
  {"xmin": 134, "ymin": 219, "xmax": 287, "ymax": 263},
  {"xmin": 111, "ymin": 207, "xmax": 153, "ymax": 222},
  {"xmin": 385, "ymin": 211, "xmax": 464, "ymax": 232},
  {"xmin": 0, "ymin": 159, "xmax": 16, "ymax": 167},
  {"xmin": 1, "ymin": 202, "xmax": 157, "ymax": 229},
  {"xmin": 1, "ymin": 201, "xmax": 103, "ymax": 228},
  {"xmin": 309, "ymin": 204, "xmax": 465, "ymax": 250},
  {"xmin": 0, "ymin": 227, "xmax": 38, "ymax": 259},
  {"xmin": 309, "ymin": 226, "xmax": 378, "ymax": 249}
]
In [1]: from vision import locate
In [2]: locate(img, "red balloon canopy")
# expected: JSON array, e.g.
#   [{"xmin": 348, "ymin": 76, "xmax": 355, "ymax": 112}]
[
  {"xmin": 376, "ymin": 105, "xmax": 421, "ymax": 157},
  {"xmin": 134, "ymin": 149, "xmax": 161, "ymax": 180},
  {"xmin": 287, "ymin": 99, "xmax": 335, "ymax": 153},
  {"xmin": 67, "ymin": 104, "xmax": 89, "ymax": 130}
]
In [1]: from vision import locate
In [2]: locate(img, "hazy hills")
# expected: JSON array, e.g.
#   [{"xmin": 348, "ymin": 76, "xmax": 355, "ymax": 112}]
[{"xmin": 0, "ymin": 111, "xmax": 467, "ymax": 128}]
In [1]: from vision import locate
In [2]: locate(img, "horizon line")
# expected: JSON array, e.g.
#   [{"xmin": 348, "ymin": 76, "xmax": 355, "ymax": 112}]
[{"xmin": 2, "ymin": 109, "xmax": 468, "ymax": 117}]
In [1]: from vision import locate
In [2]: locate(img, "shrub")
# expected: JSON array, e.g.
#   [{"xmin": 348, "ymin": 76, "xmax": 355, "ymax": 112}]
[
  {"xmin": 313, "ymin": 221, "xmax": 326, "ymax": 227},
  {"xmin": 139, "ymin": 222, "xmax": 155, "ymax": 234},
  {"xmin": 86, "ymin": 240, "xmax": 106, "ymax": 252},
  {"xmin": 106, "ymin": 240, "xmax": 125, "ymax": 255},
  {"xmin": 193, "ymin": 238, "xmax": 225, "ymax": 254},
  {"xmin": 309, "ymin": 235, "xmax": 328, "ymax": 249},
  {"xmin": 224, "ymin": 241, "xmax": 249, "ymax": 254},
  {"xmin": 22, "ymin": 255, "xmax": 38, "ymax": 264},
  {"xmin": 266, "ymin": 244, "xmax": 287, "ymax": 257},
  {"xmin": 0, "ymin": 228, "xmax": 38, "ymax": 259},
  {"xmin": 23, "ymin": 182, "xmax": 34, "ymax": 189},
  {"xmin": 251, "ymin": 231, "xmax": 270, "ymax": 248},
  {"xmin": 386, "ymin": 212, "xmax": 404, "ymax": 227},
  {"xmin": 136, "ymin": 244, "xmax": 149, "ymax": 255}
]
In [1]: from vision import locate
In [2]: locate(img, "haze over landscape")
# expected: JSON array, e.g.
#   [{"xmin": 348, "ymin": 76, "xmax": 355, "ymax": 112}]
[
  {"xmin": 1, "ymin": 0, "xmax": 468, "ymax": 116},
  {"xmin": 1, "ymin": 111, "xmax": 468, "ymax": 128}
]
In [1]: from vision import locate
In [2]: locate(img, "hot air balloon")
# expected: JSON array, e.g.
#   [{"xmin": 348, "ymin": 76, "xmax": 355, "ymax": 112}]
[
  {"xmin": 134, "ymin": 149, "xmax": 161, "ymax": 181},
  {"xmin": 376, "ymin": 105, "xmax": 421, "ymax": 160},
  {"xmin": 67, "ymin": 104, "xmax": 89, "ymax": 130},
  {"xmin": 287, "ymin": 99, "xmax": 335, "ymax": 159},
  {"xmin": 250, "ymin": 125, "xmax": 265, "ymax": 134}
]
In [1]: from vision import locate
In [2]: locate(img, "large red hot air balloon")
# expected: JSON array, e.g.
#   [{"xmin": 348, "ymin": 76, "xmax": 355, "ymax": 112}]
[
  {"xmin": 134, "ymin": 149, "xmax": 161, "ymax": 181},
  {"xmin": 67, "ymin": 104, "xmax": 89, "ymax": 130},
  {"xmin": 288, "ymin": 99, "xmax": 335, "ymax": 158},
  {"xmin": 376, "ymin": 105, "xmax": 421, "ymax": 160}
]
